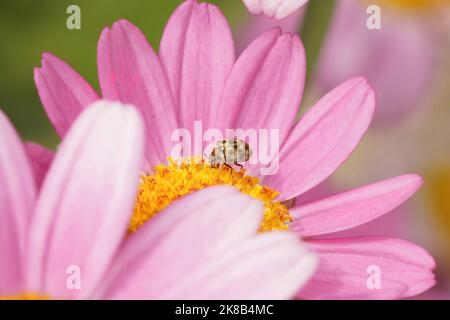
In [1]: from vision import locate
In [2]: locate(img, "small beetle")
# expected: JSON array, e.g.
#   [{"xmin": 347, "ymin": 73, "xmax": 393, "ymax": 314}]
[{"xmin": 207, "ymin": 138, "xmax": 252, "ymax": 170}]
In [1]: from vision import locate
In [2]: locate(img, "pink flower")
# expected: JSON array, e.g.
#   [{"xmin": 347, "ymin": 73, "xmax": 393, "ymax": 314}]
[
  {"xmin": 33, "ymin": 0, "xmax": 435, "ymax": 299},
  {"xmin": 239, "ymin": 0, "xmax": 441, "ymax": 123},
  {"xmin": 242, "ymin": 0, "xmax": 308, "ymax": 20},
  {"xmin": 0, "ymin": 101, "xmax": 317, "ymax": 299},
  {"xmin": 316, "ymin": 0, "xmax": 438, "ymax": 124}
]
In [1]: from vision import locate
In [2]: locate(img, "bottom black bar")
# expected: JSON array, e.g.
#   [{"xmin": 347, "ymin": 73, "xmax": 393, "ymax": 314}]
[{"xmin": 2, "ymin": 300, "xmax": 449, "ymax": 318}]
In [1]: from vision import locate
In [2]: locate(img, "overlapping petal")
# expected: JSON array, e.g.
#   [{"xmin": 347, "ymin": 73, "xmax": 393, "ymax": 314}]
[
  {"xmin": 0, "ymin": 110, "xmax": 36, "ymax": 295},
  {"xmin": 25, "ymin": 142, "xmax": 54, "ymax": 190},
  {"xmin": 26, "ymin": 101, "xmax": 144, "ymax": 299},
  {"xmin": 99, "ymin": 186, "xmax": 317, "ymax": 299}
]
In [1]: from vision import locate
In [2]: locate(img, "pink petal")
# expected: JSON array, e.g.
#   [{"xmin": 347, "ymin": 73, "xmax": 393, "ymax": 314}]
[
  {"xmin": 298, "ymin": 237, "xmax": 436, "ymax": 300},
  {"xmin": 159, "ymin": 0, "xmax": 235, "ymax": 133},
  {"xmin": 220, "ymin": 28, "xmax": 305, "ymax": 145},
  {"xmin": 290, "ymin": 174, "xmax": 423, "ymax": 237},
  {"xmin": 26, "ymin": 101, "xmax": 145, "ymax": 299},
  {"xmin": 98, "ymin": 19, "xmax": 178, "ymax": 167},
  {"xmin": 24, "ymin": 142, "xmax": 54, "ymax": 190},
  {"xmin": 34, "ymin": 53, "xmax": 99, "ymax": 137},
  {"xmin": 264, "ymin": 77, "xmax": 375, "ymax": 200},
  {"xmin": 243, "ymin": 0, "xmax": 309, "ymax": 20},
  {"xmin": 99, "ymin": 186, "xmax": 317, "ymax": 299},
  {"xmin": 161, "ymin": 233, "xmax": 317, "ymax": 300},
  {"xmin": 0, "ymin": 110, "xmax": 36, "ymax": 295}
]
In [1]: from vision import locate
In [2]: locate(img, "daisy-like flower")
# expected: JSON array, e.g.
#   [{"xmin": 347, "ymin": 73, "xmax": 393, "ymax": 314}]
[
  {"xmin": 0, "ymin": 100, "xmax": 317, "ymax": 299},
  {"xmin": 34, "ymin": 0, "xmax": 435, "ymax": 299},
  {"xmin": 242, "ymin": 0, "xmax": 309, "ymax": 20},
  {"xmin": 316, "ymin": 0, "xmax": 445, "ymax": 123}
]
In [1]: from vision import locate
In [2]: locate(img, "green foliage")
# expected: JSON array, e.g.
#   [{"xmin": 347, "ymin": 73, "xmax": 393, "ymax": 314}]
[{"xmin": 0, "ymin": 0, "xmax": 242, "ymax": 147}]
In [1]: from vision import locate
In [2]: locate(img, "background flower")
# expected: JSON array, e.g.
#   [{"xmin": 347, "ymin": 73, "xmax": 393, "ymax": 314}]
[
  {"xmin": 316, "ymin": 0, "xmax": 446, "ymax": 124},
  {"xmin": 242, "ymin": 0, "xmax": 308, "ymax": 20}
]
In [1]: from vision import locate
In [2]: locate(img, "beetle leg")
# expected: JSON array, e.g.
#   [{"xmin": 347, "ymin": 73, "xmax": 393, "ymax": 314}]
[{"xmin": 224, "ymin": 164, "xmax": 234, "ymax": 177}]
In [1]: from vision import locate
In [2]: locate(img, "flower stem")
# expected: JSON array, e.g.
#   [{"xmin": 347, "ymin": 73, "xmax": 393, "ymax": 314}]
[{"xmin": 300, "ymin": 0, "xmax": 336, "ymax": 85}]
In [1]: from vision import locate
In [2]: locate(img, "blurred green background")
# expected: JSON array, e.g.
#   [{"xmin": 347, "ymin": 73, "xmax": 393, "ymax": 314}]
[{"xmin": 0, "ymin": 0, "xmax": 244, "ymax": 147}]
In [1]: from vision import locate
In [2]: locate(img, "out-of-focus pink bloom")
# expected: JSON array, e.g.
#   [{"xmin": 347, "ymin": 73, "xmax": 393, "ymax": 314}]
[
  {"xmin": 33, "ymin": 0, "xmax": 435, "ymax": 299},
  {"xmin": 316, "ymin": 0, "xmax": 438, "ymax": 124},
  {"xmin": 242, "ymin": 0, "xmax": 308, "ymax": 20},
  {"xmin": 239, "ymin": 0, "xmax": 440, "ymax": 123},
  {"xmin": 1, "ymin": 100, "xmax": 142, "ymax": 298},
  {"xmin": 236, "ymin": 7, "xmax": 303, "ymax": 52},
  {"xmin": 0, "ymin": 101, "xmax": 317, "ymax": 299}
]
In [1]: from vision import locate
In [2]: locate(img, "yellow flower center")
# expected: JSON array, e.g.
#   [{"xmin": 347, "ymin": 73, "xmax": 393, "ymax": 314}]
[
  {"xmin": 0, "ymin": 293, "xmax": 49, "ymax": 300},
  {"xmin": 130, "ymin": 158, "xmax": 292, "ymax": 233}
]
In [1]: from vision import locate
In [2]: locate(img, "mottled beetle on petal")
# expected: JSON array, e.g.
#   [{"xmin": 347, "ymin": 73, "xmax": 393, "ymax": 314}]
[{"xmin": 207, "ymin": 138, "xmax": 252, "ymax": 170}]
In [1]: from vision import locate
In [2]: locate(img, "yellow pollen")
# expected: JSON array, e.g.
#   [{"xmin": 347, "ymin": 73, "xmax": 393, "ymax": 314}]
[
  {"xmin": 0, "ymin": 293, "xmax": 50, "ymax": 300},
  {"xmin": 130, "ymin": 158, "xmax": 292, "ymax": 233}
]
